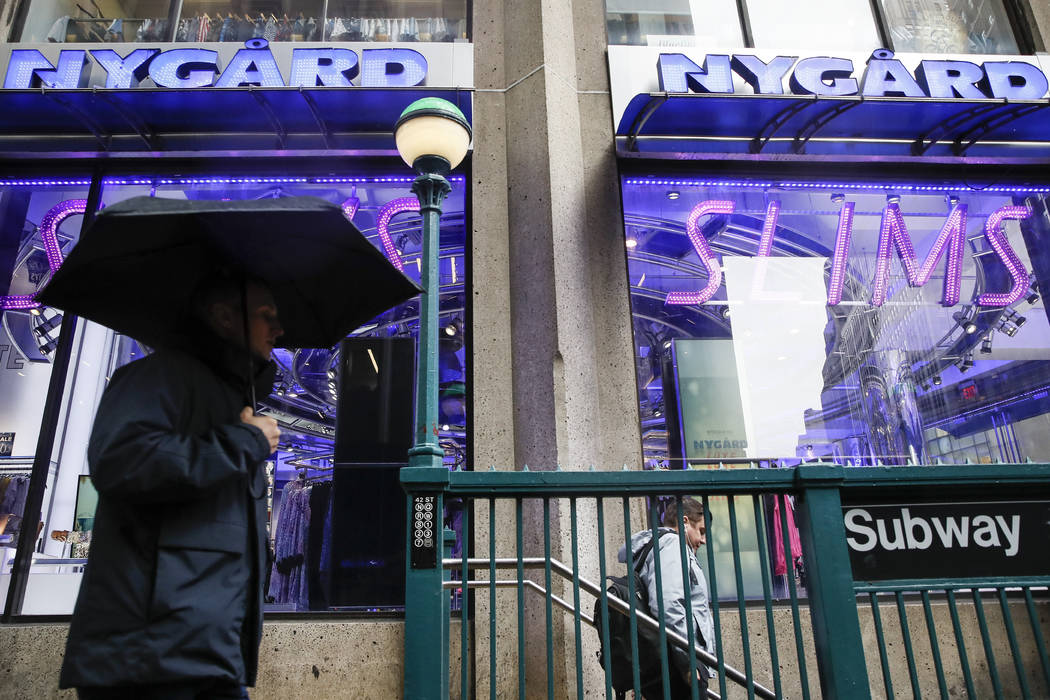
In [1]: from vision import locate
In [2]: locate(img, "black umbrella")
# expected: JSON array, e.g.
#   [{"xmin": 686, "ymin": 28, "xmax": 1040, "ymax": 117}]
[{"xmin": 35, "ymin": 195, "xmax": 421, "ymax": 350}]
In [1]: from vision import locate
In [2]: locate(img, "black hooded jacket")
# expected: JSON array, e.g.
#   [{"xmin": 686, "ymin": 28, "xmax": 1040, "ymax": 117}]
[{"xmin": 60, "ymin": 324, "xmax": 276, "ymax": 689}]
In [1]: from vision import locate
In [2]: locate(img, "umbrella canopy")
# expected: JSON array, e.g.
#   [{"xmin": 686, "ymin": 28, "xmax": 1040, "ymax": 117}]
[{"xmin": 35, "ymin": 195, "xmax": 421, "ymax": 349}]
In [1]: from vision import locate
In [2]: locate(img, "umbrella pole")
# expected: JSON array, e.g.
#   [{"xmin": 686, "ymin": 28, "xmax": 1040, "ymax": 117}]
[{"xmin": 241, "ymin": 277, "xmax": 258, "ymax": 410}]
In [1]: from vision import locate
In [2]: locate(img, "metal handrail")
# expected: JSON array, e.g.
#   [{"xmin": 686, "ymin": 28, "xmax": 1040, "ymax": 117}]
[{"xmin": 444, "ymin": 556, "xmax": 777, "ymax": 699}]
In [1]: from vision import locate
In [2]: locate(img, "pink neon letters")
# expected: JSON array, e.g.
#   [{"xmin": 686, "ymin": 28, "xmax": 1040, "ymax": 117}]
[
  {"xmin": 669, "ymin": 198, "xmax": 1031, "ymax": 309},
  {"xmin": 977, "ymin": 205, "xmax": 1033, "ymax": 306},
  {"xmin": 665, "ymin": 200, "xmax": 735, "ymax": 306},
  {"xmin": 1, "ymin": 198, "xmax": 87, "ymax": 311},
  {"xmin": 375, "ymin": 196, "xmax": 420, "ymax": 272},
  {"xmin": 870, "ymin": 203, "xmax": 967, "ymax": 307},
  {"xmin": 825, "ymin": 201, "xmax": 855, "ymax": 306}
]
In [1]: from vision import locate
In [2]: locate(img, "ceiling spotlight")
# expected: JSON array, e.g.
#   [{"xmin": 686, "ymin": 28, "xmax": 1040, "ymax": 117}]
[
  {"xmin": 886, "ymin": 194, "xmax": 901, "ymax": 204},
  {"xmin": 946, "ymin": 195, "xmax": 960, "ymax": 207},
  {"xmin": 286, "ymin": 391, "xmax": 299, "ymax": 398},
  {"xmin": 625, "ymin": 238, "xmax": 638, "ymax": 249},
  {"xmin": 1027, "ymin": 292, "xmax": 1040, "ymax": 305},
  {"xmin": 666, "ymin": 191, "xmax": 680, "ymax": 200},
  {"xmin": 830, "ymin": 193, "xmax": 845, "ymax": 203},
  {"xmin": 952, "ymin": 309, "xmax": 977, "ymax": 334},
  {"xmin": 958, "ymin": 353, "xmax": 974, "ymax": 372},
  {"xmin": 38, "ymin": 339, "xmax": 58, "ymax": 355},
  {"xmin": 921, "ymin": 383, "xmax": 930, "ymax": 391},
  {"xmin": 1001, "ymin": 322, "xmax": 1018, "ymax": 337},
  {"xmin": 35, "ymin": 313, "xmax": 63, "ymax": 333},
  {"xmin": 441, "ymin": 424, "xmax": 450, "ymax": 431},
  {"xmin": 29, "ymin": 307, "xmax": 42, "ymax": 316},
  {"xmin": 444, "ymin": 323, "xmax": 457, "ymax": 336},
  {"xmin": 980, "ymin": 335, "xmax": 993, "ymax": 354},
  {"xmin": 326, "ymin": 369, "xmax": 336, "ymax": 380},
  {"xmin": 276, "ymin": 387, "xmax": 285, "ymax": 396},
  {"xmin": 1013, "ymin": 314, "xmax": 1027, "ymax": 328},
  {"xmin": 932, "ymin": 375, "xmax": 942, "ymax": 386},
  {"xmin": 720, "ymin": 306, "xmax": 731, "ymax": 320}
]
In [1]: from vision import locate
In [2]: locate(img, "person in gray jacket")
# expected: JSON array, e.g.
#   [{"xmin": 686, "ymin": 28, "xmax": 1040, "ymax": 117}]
[
  {"xmin": 620, "ymin": 497, "xmax": 715, "ymax": 699},
  {"xmin": 60, "ymin": 276, "xmax": 283, "ymax": 699}
]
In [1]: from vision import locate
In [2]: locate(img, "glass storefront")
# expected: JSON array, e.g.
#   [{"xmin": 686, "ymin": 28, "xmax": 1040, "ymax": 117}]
[
  {"xmin": 0, "ymin": 173, "xmax": 468, "ymax": 615},
  {"xmin": 622, "ymin": 175, "xmax": 1049, "ymax": 600},
  {"xmin": 604, "ymin": 0, "xmax": 1024, "ymax": 54},
  {"xmin": 622, "ymin": 177, "xmax": 1049, "ymax": 469},
  {"xmin": 16, "ymin": 0, "xmax": 469, "ymax": 44}
]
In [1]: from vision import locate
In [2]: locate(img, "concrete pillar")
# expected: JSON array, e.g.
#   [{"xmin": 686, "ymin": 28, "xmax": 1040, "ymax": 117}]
[{"xmin": 470, "ymin": 0, "xmax": 642, "ymax": 695}]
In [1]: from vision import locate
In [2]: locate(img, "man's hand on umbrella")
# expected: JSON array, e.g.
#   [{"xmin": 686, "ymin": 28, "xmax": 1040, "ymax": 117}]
[{"xmin": 240, "ymin": 407, "xmax": 280, "ymax": 453}]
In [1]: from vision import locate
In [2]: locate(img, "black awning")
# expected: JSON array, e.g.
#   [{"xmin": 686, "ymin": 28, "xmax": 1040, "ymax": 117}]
[
  {"xmin": 0, "ymin": 86, "xmax": 473, "ymax": 154},
  {"xmin": 616, "ymin": 92, "xmax": 1050, "ymax": 159}
]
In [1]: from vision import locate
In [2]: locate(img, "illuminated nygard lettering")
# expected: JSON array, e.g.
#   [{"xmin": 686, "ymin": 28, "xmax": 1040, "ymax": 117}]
[
  {"xmin": 2, "ymin": 42, "xmax": 429, "ymax": 90},
  {"xmin": 658, "ymin": 50, "xmax": 1050, "ymax": 100},
  {"xmin": 665, "ymin": 199, "xmax": 1031, "ymax": 309}
]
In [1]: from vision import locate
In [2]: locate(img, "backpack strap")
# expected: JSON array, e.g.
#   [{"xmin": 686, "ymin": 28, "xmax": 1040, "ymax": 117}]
[{"xmin": 630, "ymin": 530, "xmax": 673, "ymax": 575}]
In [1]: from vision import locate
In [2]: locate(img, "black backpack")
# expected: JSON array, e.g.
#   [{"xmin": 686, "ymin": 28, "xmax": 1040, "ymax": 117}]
[{"xmin": 593, "ymin": 533, "xmax": 671, "ymax": 693}]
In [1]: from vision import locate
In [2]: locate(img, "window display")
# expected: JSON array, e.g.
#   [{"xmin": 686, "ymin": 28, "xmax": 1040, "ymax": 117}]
[
  {"xmin": 17, "ymin": 0, "xmax": 469, "ymax": 43},
  {"xmin": 621, "ymin": 177, "xmax": 1050, "ymax": 469},
  {"xmin": 875, "ymin": 0, "xmax": 1020, "ymax": 54},
  {"xmin": 2, "ymin": 173, "xmax": 467, "ymax": 615}
]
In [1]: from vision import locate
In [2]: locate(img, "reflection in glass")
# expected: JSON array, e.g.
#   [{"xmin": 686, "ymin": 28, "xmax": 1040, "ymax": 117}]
[
  {"xmin": 876, "ymin": 0, "xmax": 1020, "ymax": 54},
  {"xmin": 623, "ymin": 178, "xmax": 1049, "ymax": 470},
  {"xmin": 747, "ymin": 0, "xmax": 880, "ymax": 51},
  {"xmin": 20, "ymin": 0, "xmax": 173, "ymax": 43},
  {"xmin": 605, "ymin": 0, "xmax": 742, "ymax": 46},
  {"xmin": 4, "ymin": 174, "xmax": 466, "ymax": 616}
]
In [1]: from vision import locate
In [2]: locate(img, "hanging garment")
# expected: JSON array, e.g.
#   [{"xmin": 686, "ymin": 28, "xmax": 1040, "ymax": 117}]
[
  {"xmin": 47, "ymin": 15, "xmax": 71, "ymax": 42},
  {"xmin": 195, "ymin": 15, "xmax": 209, "ymax": 42},
  {"xmin": 263, "ymin": 18, "xmax": 277, "ymax": 41},
  {"xmin": 773, "ymin": 495, "xmax": 803, "ymax": 576}
]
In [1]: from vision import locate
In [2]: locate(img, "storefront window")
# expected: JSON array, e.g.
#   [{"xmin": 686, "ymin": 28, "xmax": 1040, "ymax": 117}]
[
  {"xmin": 874, "ymin": 0, "xmax": 1021, "ymax": 54},
  {"xmin": 18, "ymin": 0, "xmax": 173, "ymax": 43},
  {"xmin": 623, "ymin": 177, "xmax": 1049, "ymax": 469},
  {"xmin": 746, "ymin": 0, "xmax": 880, "ymax": 51},
  {"xmin": 605, "ymin": 0, "xmax": 1027, "ymax": 54},
  {"xmin": 16, "ymin": 0, "xmax": 469, "ymax": 43},
  {"xmin": 624, "ymin": 176, "xmax": 1049, "ymax": 600},
  {"xmin": 605, "ymin": 0, "xmax": 743, "ymax": 46},
  {"xmin": 0, "ymin": 180, "xmax": 92, "ymax": 615},
  {"xmin": 6, "ymin": 173, "xmax": 467, "ymax": 615}
]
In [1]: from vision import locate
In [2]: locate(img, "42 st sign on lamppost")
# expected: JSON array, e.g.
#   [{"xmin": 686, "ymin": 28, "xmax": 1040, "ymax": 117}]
[{"xmin": 843, "ymin": 500, "xmax": 1050, "ymax": 581}]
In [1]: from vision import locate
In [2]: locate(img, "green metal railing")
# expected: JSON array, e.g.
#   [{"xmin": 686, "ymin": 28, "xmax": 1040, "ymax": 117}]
[{"xmin": 402, "ymin": 463, "xmax": 1050, "ymax": 699}]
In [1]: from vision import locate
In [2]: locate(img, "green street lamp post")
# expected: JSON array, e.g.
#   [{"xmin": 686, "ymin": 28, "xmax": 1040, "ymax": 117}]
[{"xmin": 395, "ymin": 97, "xmax": 471, "ymax": 700}]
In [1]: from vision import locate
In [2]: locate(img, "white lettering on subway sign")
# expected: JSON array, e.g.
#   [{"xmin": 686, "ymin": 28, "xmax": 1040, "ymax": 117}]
[{"xmin": 844, "ymin": 507, "xmax": 1021, "ymax": 557}]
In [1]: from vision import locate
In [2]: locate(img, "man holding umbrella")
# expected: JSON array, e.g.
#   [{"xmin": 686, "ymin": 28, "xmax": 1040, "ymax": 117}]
[{"xmin": 36, "ymin": 196, "xmax": 419, "ymax": 699}]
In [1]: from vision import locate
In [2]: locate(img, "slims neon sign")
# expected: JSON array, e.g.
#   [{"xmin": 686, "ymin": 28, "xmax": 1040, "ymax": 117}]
[
  {"xmin": 667, "ymin": 200, "xmax": 1032, "ymax": 308},
  {"xmin": 2, "ymin": 39, "xmax": 428, "ymax": 89}
]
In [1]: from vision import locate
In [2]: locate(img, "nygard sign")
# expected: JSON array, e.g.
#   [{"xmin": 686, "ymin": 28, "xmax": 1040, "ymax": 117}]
[
  {"xmin": 842, "ymin": 501, "xmax": 1050, "ymax": 581},
  {"xmin": 659, "ymin": 49, "xmax": 1050, "ymax": 100}
]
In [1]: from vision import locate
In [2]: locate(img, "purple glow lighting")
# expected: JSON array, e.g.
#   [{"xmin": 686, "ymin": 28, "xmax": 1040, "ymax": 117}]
[
  {"xmin": 870, "ymin": 203, "xmax": 966, "ymax": 307},
  {"xmin": 376, "ymin": 197, "xmax": 420, "ymax": 272},
  {"xmin": 977, "ymin": 205, "xmax": 1033, "ymax": 307},
  {"xmin": 665, "ymin": 200, "xmax": 735, "ymax": 306},
  {"xmin": 623, "ymin": 178, "xmax": 1050, "ymax": 195},
  {"xmin": 0, "ymin": 198, "xmax": 87, "ymax": 312},
  {"xmin": 756, "ymin": 200, "xmax": 780, "ymax": 257},
  {"xmin": 826, "ymin": 201, "xmax": 855, "ymax": 306},
  {"xmin": 341, "ymin": 196, "xmax": 360, "ymax": 221}
]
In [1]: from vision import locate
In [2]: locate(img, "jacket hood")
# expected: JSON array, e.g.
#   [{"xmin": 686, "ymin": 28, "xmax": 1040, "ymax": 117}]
[{"xmin": 617, "ymin": 527, "xmax": 676, "ymax": 564}]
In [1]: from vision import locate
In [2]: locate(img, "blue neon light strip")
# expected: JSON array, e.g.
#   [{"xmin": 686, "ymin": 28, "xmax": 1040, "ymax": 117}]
[
  {"xmin": 0, "ymin": 176, "xmax": 466, "ymax": 188},
  {"xmin": 623, "ymin": 178, "xmax": 1050, "ymax": 195}
]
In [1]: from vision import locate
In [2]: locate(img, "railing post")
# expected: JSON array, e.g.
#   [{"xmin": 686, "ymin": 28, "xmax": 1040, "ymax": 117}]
[
  {"xmin": 794, "ymin": 464, "xmax": 871, "ymax": 699},
  {"xmin": 402, "ymin": 466, "xmax": 451, "ymax": 700}
]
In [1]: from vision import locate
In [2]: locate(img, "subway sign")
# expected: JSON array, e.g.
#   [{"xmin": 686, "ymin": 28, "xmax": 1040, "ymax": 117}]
[
  {"xmin": 659, "ymin": 49, "xmax": 1050, "ymax": 100},
  {"xmin": 2, "ymin": 40, "xmax": 429, "ymax": 89},
  {"xmin": 843, "ymin": 501, "xmax": 1050, "ymax": 581}
]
